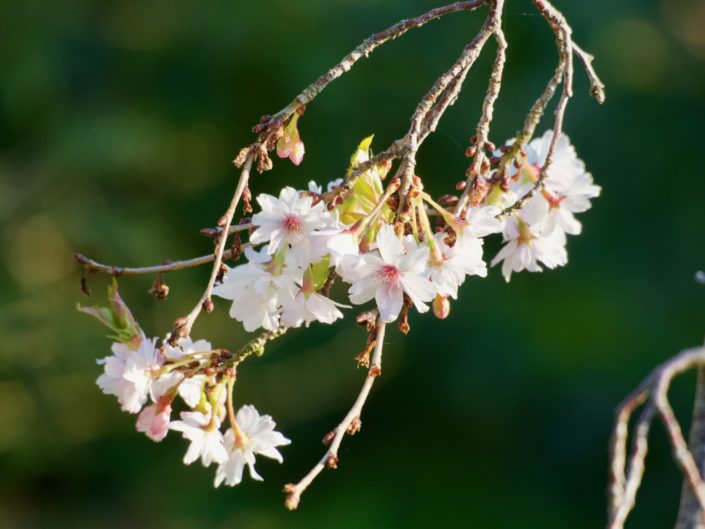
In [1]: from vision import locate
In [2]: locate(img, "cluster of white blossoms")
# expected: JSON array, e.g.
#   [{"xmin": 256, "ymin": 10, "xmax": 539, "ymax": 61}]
[
  {"xmin": 86, "ymin": 130, "xmax": 598, "ymax": 492},
  {"xmin": 93, "ymin": 305, "xmax": 290, "ymax": 487},
  {"xmin": 490, "ymin": 130, "xmax": 601, "ymax": 281},
  {"xmin": 214, "ymin": 131, "xmax": 599, "ymax": 328}
]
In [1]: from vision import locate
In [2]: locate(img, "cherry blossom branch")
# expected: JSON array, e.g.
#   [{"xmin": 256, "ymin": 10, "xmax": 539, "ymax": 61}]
[
  {"xmin": 74, "ymin": 226, "xmax": 252, "ymax": 277},
  {"xmin": 455, "ymin": 12, "xmax": 507, "ymax": 214},
  {"xmin": 498, "ymin": 0, "xmax": 605, "ymax": 218},
  {"xmin": 172, "ymin": 154, "xmax": 254, "ymax": 340},
  {"xmin": 607, "ymin": 345, "xmax": 705, "ymax": 529},
  {"xmin": 260, "ymin": 1, "xmax": 488, "ymax": 133},
  {"xmin": 396, "ymin": 1, "xmax": 500, "ymax": 212},
  {"xmin": 283, "ymin": 319, "xmax": 387, "ymax": 510},
  {"xmin": 494, "ymin": 0, "xmax": 572, "ymax": 218},
  {"xmin": 227, "ymin": 327, "xmax": 288, "ymax": 368}
]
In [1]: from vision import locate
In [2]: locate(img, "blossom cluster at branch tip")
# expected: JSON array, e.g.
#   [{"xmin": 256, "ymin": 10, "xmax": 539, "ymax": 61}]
[
  {"xmin": 490, "ymin": 130, "xmax": 600, "ymax": 281},
  {"xmin": 95, "ymin": 331, "xmax": 290, "ymax": 486}
]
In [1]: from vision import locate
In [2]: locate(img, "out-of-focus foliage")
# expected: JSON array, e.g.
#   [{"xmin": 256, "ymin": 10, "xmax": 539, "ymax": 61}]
[{"xmin": 1, "ymin": 1, "xmax": 704, "ymax": 527}]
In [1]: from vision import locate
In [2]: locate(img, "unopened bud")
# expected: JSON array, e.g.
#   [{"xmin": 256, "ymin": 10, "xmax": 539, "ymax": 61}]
[
  {"xmin": 433, "ymin": 294, "xmax": 450, "ymax": 319},
  {"xmin": 202, "ymin": 297, "xmax": 215, "ymax": 313},
  {"xmin": 455, "ymin": 180, "xmax": 467, "ymax": 191},
  {"xmin": 322, "ymin": 430, "xmax": 336, "ymax": 446}
]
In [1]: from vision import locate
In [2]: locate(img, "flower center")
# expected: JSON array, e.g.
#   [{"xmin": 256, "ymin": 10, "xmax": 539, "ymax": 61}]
[
  {"xmin": 282, "ymin": 215, "xmax": 302, "ymax": 233},
  {"xmin": 379, "ymin": 264, "xmax": 400, "ymax": 284}
]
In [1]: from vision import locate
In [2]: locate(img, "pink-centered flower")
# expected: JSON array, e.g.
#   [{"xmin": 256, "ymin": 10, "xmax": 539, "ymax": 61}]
[
  {"xmin": 344, "ymin": 224, "xmax": 435, "ymax": 322},
  {"xmin": 250, "ymin": 187, "xmax": 329, "ymax": 257},
  {"xmin": 96, "ymin": 336, "xmax": 161, "ymax": 414}
]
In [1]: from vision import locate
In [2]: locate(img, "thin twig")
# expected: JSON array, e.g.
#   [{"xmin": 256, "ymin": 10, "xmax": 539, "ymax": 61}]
[
  {"xmin": 172, "ymin": 154, "xmax": 254, "ymax": 339},
  {"xmin": 284, "ymin": 320, "xmax": 387, "ymax": 510},
  {"xmin": 74, "ymin": 224, "xmax": 252, "ymax": 276},
  {"xmin": 498, "ymin": 0, "xmax": 573, "ymax": 217},
  {"xmin": 455, "ymin": 7, "xmax": 507, "ymax": 214},
  {"xmin": 227, "ymin": 327, "xmax": 288, "ymax": 367},
  {"xmin": 74, "ymin": 248, "xmax": 239, "ymax": 277},
  {"xmin": 397, "ymin": 2, "xmax": 499, "ymax": 212},
  {"xmin": 573, "ymin": 42, "xmax": 605, "ymax": 104}
]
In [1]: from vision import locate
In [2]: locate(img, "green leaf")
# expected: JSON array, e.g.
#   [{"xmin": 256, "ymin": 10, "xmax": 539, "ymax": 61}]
[
  {"xmin": 347, "ymin": 134, "xmax": 374, "ymax": 172},
  {"xmin": 309, "ymin": 256, "xmax": 331, "ymax": 291},
  {"xmin": 78, "ymin": 279, "xmax": 143, "ymax": 349}
]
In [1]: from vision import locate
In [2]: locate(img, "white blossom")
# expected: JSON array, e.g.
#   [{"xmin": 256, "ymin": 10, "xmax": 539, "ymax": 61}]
[
  {"xmin": 213, "ymin": 248, "xmax": 300, "ymax": 332},
  {"xmin": 280, "ymin": 290, "xmax": 347, "ymax": 328},
  {"xmin": 152, "ymin": 337, "xmax": 212, "ymax": 407},
  {"xmin": 491, "ymin": 216, "xmax": 568, "ymax": 282},
  {"xmin": 344, "ymin": 224, "xmax": 436, "ymax": 322},
  {"xmin": 96, "ymin": 336, "xmax": 160, "ymax": 414},
  {"xmin": 214, "ymin": 405, "xmax": 290, "ymax": 487},
  {"xmin": 428, "ymin": 232, "xmax": 487, "ymax": 299},
  {"xmin": 516, "ymin": 130, "xmax": 600, "ymax": 236},
  {"xmin": 462, "ymin": 205, "xmax": 504, "ymax": 238},
  {"xmin": 169, "ymin": 411, "xmax": 228, "ymax": 467},
  {"xmin": 162, "ymin": 336, "xmax": 213, "ymax": 360},
  {"xmin": 250, "ymin": 187, "xmax": 329, "ymax": 256}
]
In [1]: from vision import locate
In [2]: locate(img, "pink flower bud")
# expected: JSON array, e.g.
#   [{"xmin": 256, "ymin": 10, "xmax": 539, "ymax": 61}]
[
  {"xmin": 276, "ymin": 115, "xmax": 305, "ymax": 165},
  {"xmin": 137, "ymin": 403, "xmax": 172, "ymax": 442},
  {"xmin": 289, "ymin": 138, "xmax": 305, "ymax": 166},
  {"xmin": 432, "ymin": 294, "xmax": 450, "ymax": 320}
]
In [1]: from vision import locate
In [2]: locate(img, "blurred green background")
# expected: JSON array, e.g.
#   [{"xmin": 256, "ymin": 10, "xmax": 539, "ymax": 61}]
[{"xmin": 1, "ymin": 0, "xmax": 704, "ymax": 527}]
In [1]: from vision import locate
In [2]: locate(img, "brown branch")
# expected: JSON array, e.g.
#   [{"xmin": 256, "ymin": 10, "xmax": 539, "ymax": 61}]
[
  {"xmin": 495, "ymin": 0, "xmax": 573, "ymax": 218},
  {"xmin": 607, "ymin": 346, "xmax": 705, "ymax": 529},
  {"xmin": 263, "ymin": 1, "xmax": 489, "ymax": 131},
  {"xmin": 676, "ymin": 366, "xmax": 705, "ymax": 529},
  {"xmin": 284, "ymin": 319, "xmax": 387, "ymax": 510},
  {"xmin": 455, "ymin": 6, "xmax": 507, "ymax": 214},
  {"xmin": 573, "ymin": 42, "xmax": 605, "ymax": 104},
  {"xmin": 396, "ymin": 1, "xmax": 500, "ymax": 213},
  {"xmin": 74, "ymin": 224, "xmax": 252, "ymax": 277},
  {"xmin": 172, "ymin": 153, "xmax": 255, "ymax": 340}
]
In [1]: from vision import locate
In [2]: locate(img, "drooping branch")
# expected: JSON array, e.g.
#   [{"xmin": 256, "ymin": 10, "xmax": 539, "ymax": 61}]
[
  {"xmin": 283, "ymin": 319, "xmax": 387, "ymax": 510},
  {"xmin": 171, "ymin": 153, "xmax": 255, "ymax": 340},
  {"xmin": 455, "ymin": 9, "xmax": 507, "ymax": 214},
  {"xmin": 397, "ymin": 0, "xmax": 501, "ymax": 213},
  {"xmin": 264, "ymin": 1, "xmax": 489, "ymax": 130},
  {"xmin": 607, "ymin": 345, "xmax": 705, "ymax": 529}
]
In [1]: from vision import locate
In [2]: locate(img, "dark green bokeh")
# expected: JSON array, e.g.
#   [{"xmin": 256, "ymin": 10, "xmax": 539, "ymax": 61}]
[{"xmin": 1, "ymin": 0, "xmax": 704, "ymax": 527}]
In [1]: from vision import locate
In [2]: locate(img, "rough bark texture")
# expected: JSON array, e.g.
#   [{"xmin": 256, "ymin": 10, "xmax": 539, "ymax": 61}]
[{"xmin": 676, "ymin": 368, "xmax": 705, "ymax": 529}]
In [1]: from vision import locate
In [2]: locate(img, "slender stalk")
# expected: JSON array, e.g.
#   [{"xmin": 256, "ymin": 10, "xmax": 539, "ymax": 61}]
[
  {"xmin": 284, "ymin": 320, "xmax": 387, "ymax": 510},
  {"xmin": 174, "ymin": 154, "xmax": 254, "ymax": 339},
  {"xmin": 675, "ymin": 367, "xmax": 705, "ymax": 529}
]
